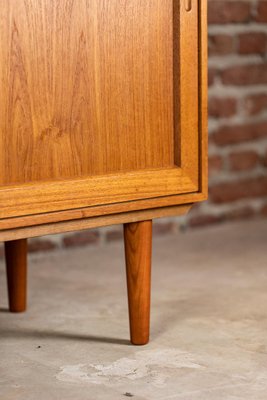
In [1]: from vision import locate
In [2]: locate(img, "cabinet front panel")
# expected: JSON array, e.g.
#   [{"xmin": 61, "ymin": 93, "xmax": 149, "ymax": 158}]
[
  {"xmin": 0, "ymin": 0, "xmax": 174, "ymax": 185},
  {"xmin": 0, "ymin": 0, "xmax": 205, "ymax": 220}
]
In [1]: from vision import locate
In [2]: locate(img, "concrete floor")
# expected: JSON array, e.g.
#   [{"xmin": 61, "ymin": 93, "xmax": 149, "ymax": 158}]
[{"xmin": 0, "ymin": 219, "xmax": 267, "ymax": 399}]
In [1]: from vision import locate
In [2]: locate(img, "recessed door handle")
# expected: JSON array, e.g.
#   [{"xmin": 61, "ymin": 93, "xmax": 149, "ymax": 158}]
[{"xmin": 185, "ymin": 0, "xmax": 192, "ymax": 12}]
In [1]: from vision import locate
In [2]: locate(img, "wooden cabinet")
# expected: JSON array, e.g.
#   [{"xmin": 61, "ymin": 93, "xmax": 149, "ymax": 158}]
[{"xmin": 0, "ymin": 0, "xmax": 207, "ymax": 345}]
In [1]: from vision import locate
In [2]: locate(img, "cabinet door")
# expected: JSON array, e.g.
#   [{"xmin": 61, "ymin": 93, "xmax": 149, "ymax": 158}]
[{"xmin": 0, "ymin": 0, "xmax": 207, "ymax": 219}]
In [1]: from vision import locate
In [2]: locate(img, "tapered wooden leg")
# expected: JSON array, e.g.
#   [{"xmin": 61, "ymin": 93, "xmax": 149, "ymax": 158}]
[
  {"xmin": 5, "ymin": 239, "xmax": 27, "ymax": 313},
  {"xmin": 124, "ymin": 220, "xmax": 152, "ymax": 345}
]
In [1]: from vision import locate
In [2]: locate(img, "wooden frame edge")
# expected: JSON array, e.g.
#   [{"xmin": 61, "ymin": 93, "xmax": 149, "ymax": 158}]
[
  {"xmin": 1, "ymin": 204, "xmax": 193, "ymax": 242},
  {"xmin": 199, "ymin": 0, "xmax": 208, "ymax": 198},
  {"xmin": 0, "ymin": 191, "xmax": 206, "ymax": 231}
]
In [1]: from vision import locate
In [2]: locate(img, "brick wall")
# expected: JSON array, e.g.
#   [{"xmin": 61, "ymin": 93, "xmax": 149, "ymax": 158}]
[
  {"xmin": 188, "ymin": 0, "xmax": 267, "ymax": 227},
  {"xmin": 8, "ymin": 0, "xmax": 266, "ymax": 255}
]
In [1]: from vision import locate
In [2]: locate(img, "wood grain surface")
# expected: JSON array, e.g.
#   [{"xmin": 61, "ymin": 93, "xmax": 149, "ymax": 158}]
[
  {"xmin": 0, "ymin": 0, "xmax": 174, "ymax": 185},
  {"xmin": 0, "ymin": 167, "xmax": 196, "ymax": 219},
  {"xmin": 0, "ymin": 204, "xmax": 191, "ymax": 242}
]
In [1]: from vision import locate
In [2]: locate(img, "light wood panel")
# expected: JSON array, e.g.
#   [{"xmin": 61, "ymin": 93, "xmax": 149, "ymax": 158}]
[{"xmin": 0, "ymin": 0, "xmax": 174, "ymax": 185}]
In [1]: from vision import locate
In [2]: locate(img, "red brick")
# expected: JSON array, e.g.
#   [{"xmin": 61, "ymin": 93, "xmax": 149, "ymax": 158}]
[
  {"xmin": 238, "ymin": 33, "xmax": 267, "ymax": 55},
  {"xmin": 209, "ymin": 34, "xmax": 234, "ymax": 55},
  {"xmin": 209, "ymin": 97, "xmax": 237, "ymax": 118},
  {"xmin": 244, "ymin": 94, "xmax": 267, "ymax": 116},
  {"xmin": 261, "ymin": 203, "xmax": 267, "ymax": 216},
  {"xmin": 229, "ymin": 150, "xmax": 259, "ymax": 171},
  {"xmin": 262, "ymin": 150, "xmax": 267, "ymax": 167},
  {"xmin": 254, "ymin": 1, "xmax": 267, "ymax": 22},
  {"xmin": 213, "ymin": 122, "xmax": 267, "ymax": 146},
  {"xmin": 28, "ymin": 239, "xmax": 57, "ymax": 253},
  {"xmin": 221, "ymin": 64, "xmax": 267, "ymax": 86},
  {"xmin": 189, "ymin": 214, "xmax": 222, "ymax": 228},
  {"xmin": 209, "ymin": 155, "xmax": 224, "ymax": 176},
  {"xmin": 210, "ymin": 176, "xmax": 267, "ymax": 203},
  {"xmin": 63, "ymin": 230, "xmax": 99, "ymax": 247},
  {"xmin": 208, "ymin": 68, "xmax": 217, "ymax": 86},
  {"xmin": 208, "ymin": 1, "xmax": 251, "ymax": 24}
]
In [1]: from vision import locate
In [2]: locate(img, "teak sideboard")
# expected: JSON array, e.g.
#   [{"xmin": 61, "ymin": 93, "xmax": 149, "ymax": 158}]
[{"xmin": 0, "ymin": 0, "xmax": 207, "ymax": 345}]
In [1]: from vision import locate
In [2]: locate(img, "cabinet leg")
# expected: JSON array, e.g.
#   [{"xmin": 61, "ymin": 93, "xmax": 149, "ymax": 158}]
[
  {"xmin": 124, "ymin": 220, "xmax": 152, "ymax": 345},
  {"xmin": 5, "ymin": 239, "xmax": 27, "ymax": 313}
]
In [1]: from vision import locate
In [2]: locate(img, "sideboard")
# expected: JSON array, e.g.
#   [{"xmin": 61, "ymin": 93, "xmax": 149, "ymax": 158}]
[{"xmin": 0, "ymin": 0, "xmax": 207, "ymax": 345}]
